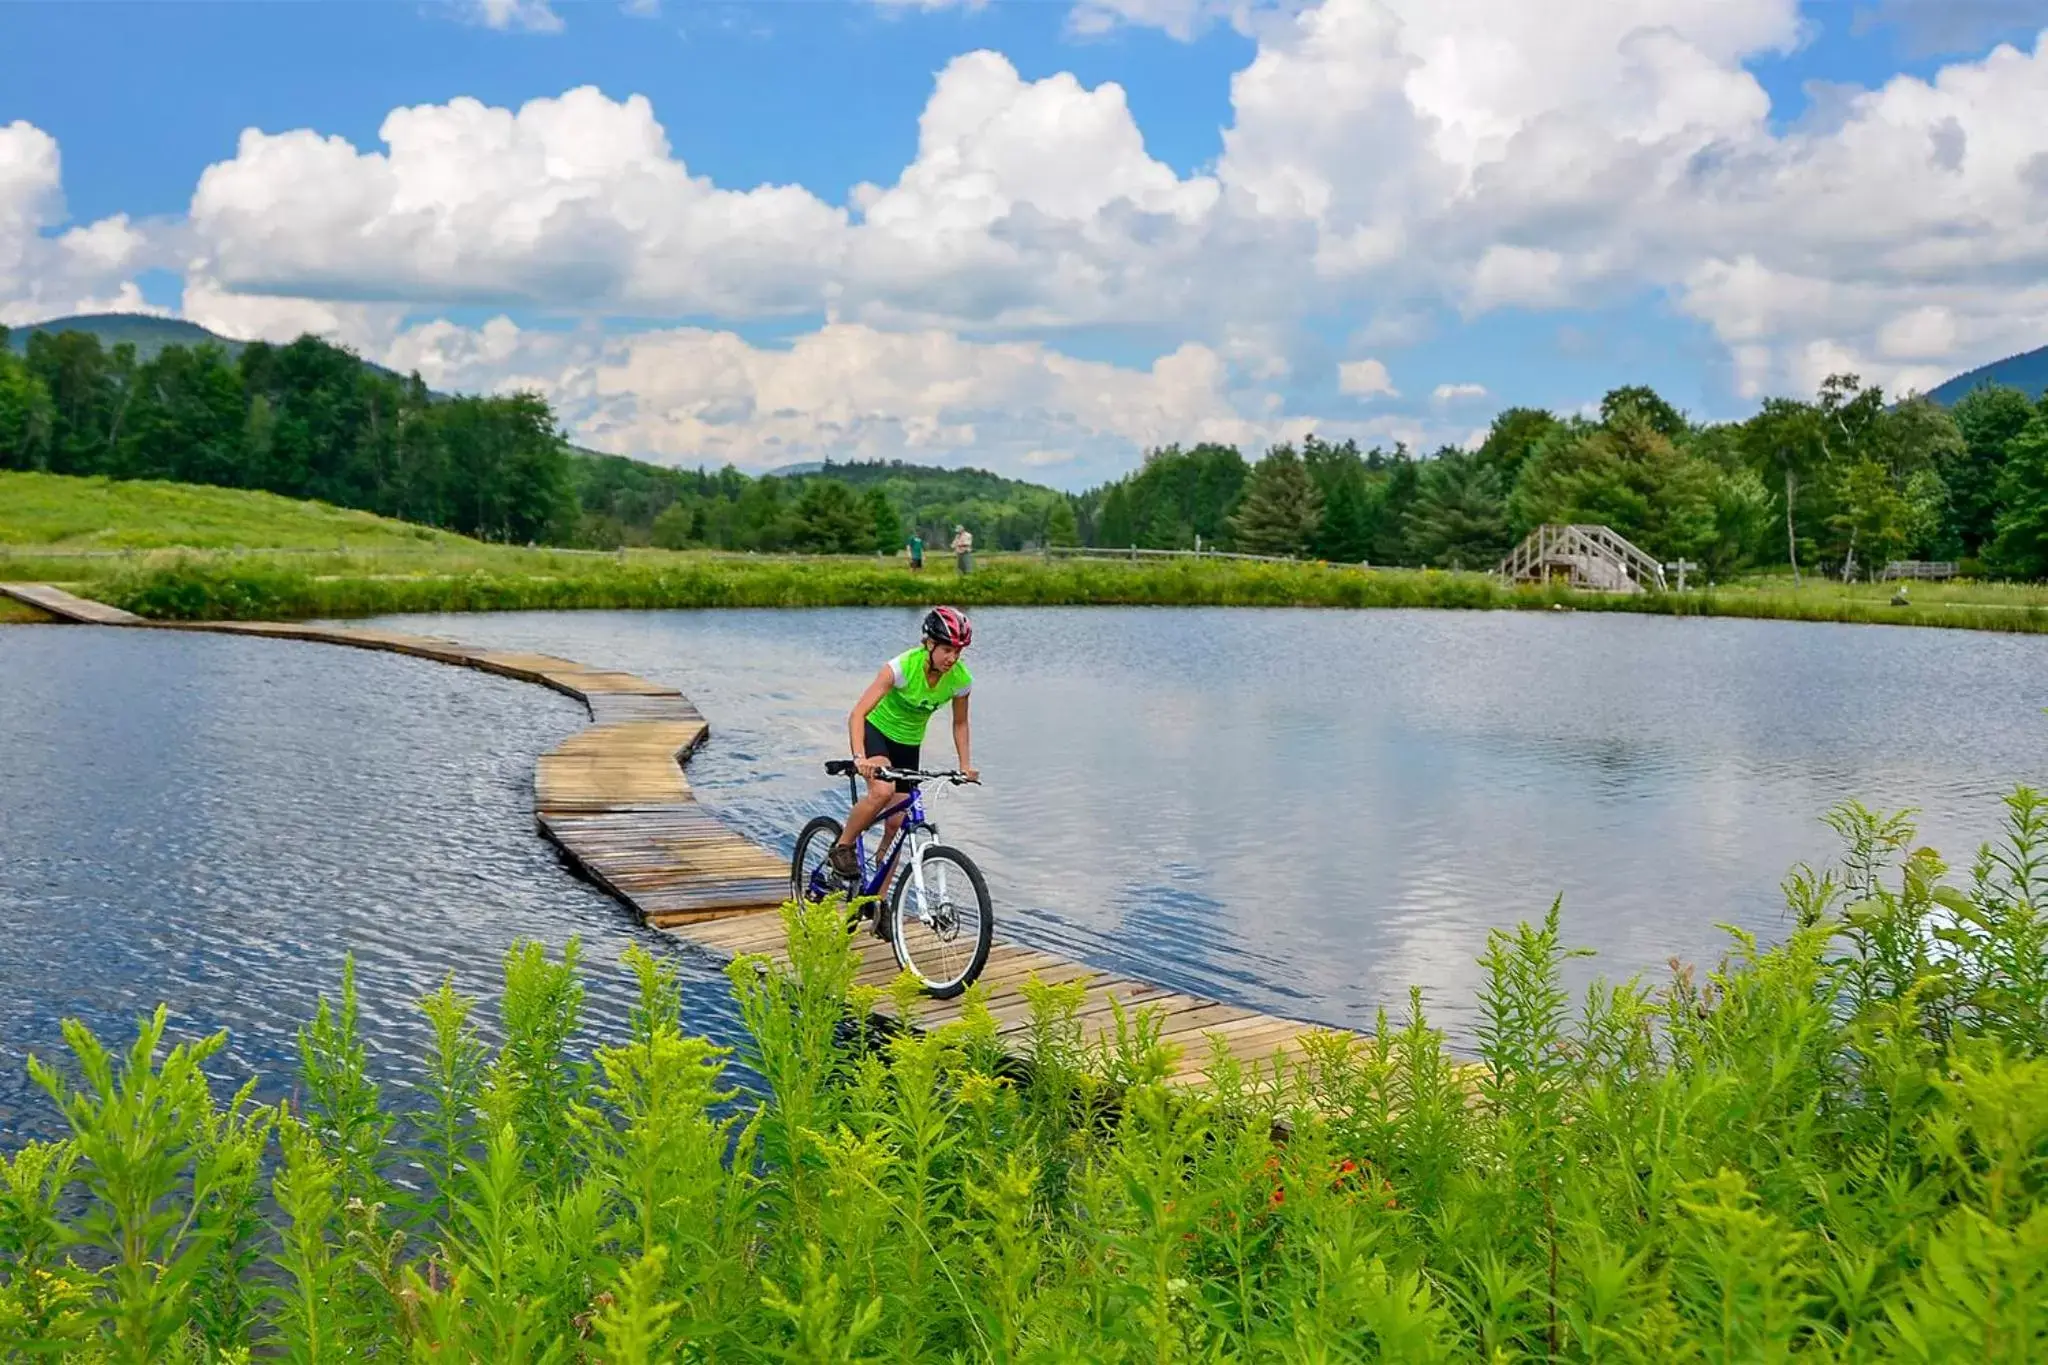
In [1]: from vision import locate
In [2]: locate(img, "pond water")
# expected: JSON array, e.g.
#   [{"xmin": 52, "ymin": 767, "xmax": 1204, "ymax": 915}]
[
  {"xmin": 1, "ymin": 608, "xmax": 2042, "ymax": 1136},
  {"xmin": 355, "ymin": 607, "xmax": 2045, "ymax": 1035},
  {"xmin": 0, "ymin": 625, "xmax": 747, "ymax": 1141}
]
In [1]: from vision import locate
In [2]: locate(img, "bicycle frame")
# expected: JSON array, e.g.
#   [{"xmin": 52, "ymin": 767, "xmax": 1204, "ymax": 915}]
[{"xmin": 836, "ymin": 771, "xmax": 936, "ymax": 904}]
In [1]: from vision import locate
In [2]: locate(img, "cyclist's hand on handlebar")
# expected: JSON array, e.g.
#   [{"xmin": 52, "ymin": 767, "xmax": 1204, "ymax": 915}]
[
  {"xmin": 854, "ymin": 754, "xmax": 889, "ymax": 779},
  {"xmin": 960, "ymin": 767, "xmax": 980, "ymax": 784}
]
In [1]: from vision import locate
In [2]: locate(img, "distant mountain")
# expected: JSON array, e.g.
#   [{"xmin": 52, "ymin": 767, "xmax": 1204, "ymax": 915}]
[
  {"xmin": 1927, "ymin": 343, "xmax": 2048, "ymax": 405},
  {"xmin": 4, "ymin": 312, "xmax": 249, "ymax": 361},
  {"xmin": 3, "ymin": 312, "xmax": 431, "ymax": 390},
  {"xmin": 763, "ymin": 457, "xmax": 1062, "ymax": 499},
  {"xmin": 788, "ymin": 457, "xmax": 1062, "ymax": 500}
]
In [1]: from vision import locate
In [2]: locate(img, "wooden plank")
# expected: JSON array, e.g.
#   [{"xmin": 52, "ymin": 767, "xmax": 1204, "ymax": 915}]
[
  {"xmin": 588, "ymin": 694, "xmax": 706, "ymax": 725},
  {"xmin": 669, "ymin": 912, "xmax": 787, "ymax": 951},
  {"xmin": 0, "ymin": 582, "xmax": 144, "ymax": 624},
  {"xmin": 671, "ymin": 916, "xmax": 798, "ymax": 956},
  {"xmin": 647, "ymin": 904, "xmax": 782, "ymax": 929}
]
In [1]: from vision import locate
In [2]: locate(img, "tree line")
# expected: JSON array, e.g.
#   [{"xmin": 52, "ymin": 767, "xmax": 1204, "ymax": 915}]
[
  {"xmin": 0, "ymin": 326, "xmax": 1064, "ymax": 556},
  {"xmin": 0, "ymin": 327, "xmax": 577, "ymax": 545},
  {"xmin": 5, "ymin": 323, "xmax": 2046, "ymax": 578},
  {"xmin": 1078, "ymin": 379, "xmax": 2048, "ymax": 580},
  {"xmin": 570, "ymin": 454, "xmax": 1069, "ymax": 556}
]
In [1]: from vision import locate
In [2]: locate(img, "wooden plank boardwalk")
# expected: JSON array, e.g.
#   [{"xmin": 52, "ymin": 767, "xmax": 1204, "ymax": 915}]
[{"xmin": 2, "ymin": 582, "xmax": 1332, "ymax": 1087}]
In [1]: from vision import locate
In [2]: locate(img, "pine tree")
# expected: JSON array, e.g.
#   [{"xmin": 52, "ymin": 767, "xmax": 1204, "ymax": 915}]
[
  {"xmin": 1230, "ymin": 446, "xmax": 1323, "ymax": 557},
  {"xmin": 1313, "ymin": 471, "xmax": 1375, "ymax": 561},
  {"xmin": 789, "ymin": 479, "xmax": 872, "ymax": 553},
  {"xmin": 1370, "ymin": 455, "xmax": 1421, "ymax": 564},
  {"xmin": 1043, "ymin": 497, "xmax": 1079, "ymax": 546},
  {"xmin": 1097, "ymin": 483, "xmax": 1136, "ymax": 547},
  {"xmin": 862, "ymin": 485, "xmax": 901, "ymax": 553},
  {"xmin": 1403, "ymin": 455, "xmax": 1510, "ymax": 570}
]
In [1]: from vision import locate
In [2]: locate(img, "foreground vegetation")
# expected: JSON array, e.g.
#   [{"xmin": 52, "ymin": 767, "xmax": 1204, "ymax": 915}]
[{"xmin": 3, "ymin": 792, "xmax": 2045, "ymax": 1360}]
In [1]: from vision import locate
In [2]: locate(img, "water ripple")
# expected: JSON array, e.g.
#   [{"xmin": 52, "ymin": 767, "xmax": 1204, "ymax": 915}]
[
  {"xmin": 355, "ymin": 607, "xmax": 2047, "ymax": 1039},
  {"xmin": 0, "ymin": 626, "xmax": 750, "ymax": 1140},
  {"xmin": 4, "ymin": 606, "xmax": 2043, "ymax": 1115}
]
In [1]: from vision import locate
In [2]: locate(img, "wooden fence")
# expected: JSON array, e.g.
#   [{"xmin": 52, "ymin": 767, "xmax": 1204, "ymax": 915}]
[
  {"xmin": 1041, "ymin": 543, "xmax": 1361, "ymax": 568},
  {"xmin": 1881, "ymin": 561, "xmax": 1959, "ymax": 581}
]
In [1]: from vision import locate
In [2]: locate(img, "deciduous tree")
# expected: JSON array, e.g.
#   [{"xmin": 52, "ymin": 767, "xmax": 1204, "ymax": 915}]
[{"xmin": 1989, "ymin": 414, "xmax": 2048, "ymax": 579}]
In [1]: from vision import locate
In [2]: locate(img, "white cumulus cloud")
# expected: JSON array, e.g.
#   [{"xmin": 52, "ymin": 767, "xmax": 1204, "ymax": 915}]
[
  {"xmin": 1432, "ymin": 382, "xmax": 1489, "ymax": 404},
  {"xmin": 1208, "ymin": 0, "xmax": 2048, "ymax": 395},
  {"xmin": 189, "ymin": 87, "xmax": 848, "ymax": 317},
  {"xmin": 1337, "ymin": 357, "xmax": 1397, "ymax": 397},
  {"xmin": 0, "ymin": 120, "xmax": 161, "ymax": 328},
  {"xmin": 373, "ymin": 316, "xmax": 1304, "ymax": 487}
]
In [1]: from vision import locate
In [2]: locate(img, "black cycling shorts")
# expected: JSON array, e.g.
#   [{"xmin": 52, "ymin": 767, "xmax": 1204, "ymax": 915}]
[{"xmin": 862, "ymin": 721, "xmax": 921, "ymax": 786}]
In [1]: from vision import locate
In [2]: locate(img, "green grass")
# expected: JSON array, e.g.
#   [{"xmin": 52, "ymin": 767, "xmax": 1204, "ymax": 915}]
[
  {"xmin": 0, "ymin": 471, "xmax": 473, "ymax": 551},
  {"xmin": 3, "ymin": 549, "xmax": 2032, "ymax": 634},
  {"xmin": 4, "ymin": 790, "xmax": 2047, "ymax": 1359},
  {"xmin": 6, "ymin": 471, "xmax": 2048, "ymax": 632}
]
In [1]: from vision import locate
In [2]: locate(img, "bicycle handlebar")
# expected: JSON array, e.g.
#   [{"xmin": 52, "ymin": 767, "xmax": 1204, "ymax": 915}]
[{"xmin": 823, "ymin": 759, "xmax": 979, "ymax": 785}]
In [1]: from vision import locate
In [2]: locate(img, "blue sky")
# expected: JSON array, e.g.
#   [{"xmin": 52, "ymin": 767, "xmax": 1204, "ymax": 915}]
[{"xmin": 4, "ymin": 0, "xmax": 2047, "ymax": 486}]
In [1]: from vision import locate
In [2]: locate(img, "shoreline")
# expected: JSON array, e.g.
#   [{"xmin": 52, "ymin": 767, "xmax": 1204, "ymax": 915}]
[{"xmin": 5, "ymin": 549, "xmax": 2043, "ymax": 635}]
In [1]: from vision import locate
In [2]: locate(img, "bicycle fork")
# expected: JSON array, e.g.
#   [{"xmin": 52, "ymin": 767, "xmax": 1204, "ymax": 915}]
[{"xmin": 902, "ymin": 837, "xmax": 950, "ymax": 933}]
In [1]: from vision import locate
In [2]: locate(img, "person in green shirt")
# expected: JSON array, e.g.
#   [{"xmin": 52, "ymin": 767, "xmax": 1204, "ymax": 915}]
[
  {"xmin": 907, "ymin": 531, "xmax": 924, "ymax": 571},
  {"xmin": 828, "ymin": 606, "xmax": 978, "ymax": 880}
]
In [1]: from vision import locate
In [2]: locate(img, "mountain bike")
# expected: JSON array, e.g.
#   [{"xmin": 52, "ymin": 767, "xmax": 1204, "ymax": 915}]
[{"xmin": 790, "ymin": 761, "xmax": 993, "ymax": 998}]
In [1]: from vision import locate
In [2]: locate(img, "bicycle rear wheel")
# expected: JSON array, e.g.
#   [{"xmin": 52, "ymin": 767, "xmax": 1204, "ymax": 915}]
[
  {"xmin": 888, "ymin": 845, "xmax": 993, "ymax": 998},
  {"xmin": 790, "ymin": 816, "xmax": 843, "ymax": 905}
]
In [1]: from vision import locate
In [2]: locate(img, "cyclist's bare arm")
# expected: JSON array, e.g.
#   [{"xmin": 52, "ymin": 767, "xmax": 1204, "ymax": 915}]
[
  {"xmin": 848, "ymin": 665, "xmax": 895, "ymax": 778},
  {"xmin": 951, "ymin": 693, "xmax": 978, "ymax": 782}
]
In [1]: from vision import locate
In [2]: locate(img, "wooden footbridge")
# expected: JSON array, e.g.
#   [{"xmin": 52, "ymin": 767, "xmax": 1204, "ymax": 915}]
[
  {"xmin": 1498, "ymin": 523, "xmax": 1668, "ymax": 593},
  {"xmin": 2, "ymin": 583, "xmax": 1331, "ymax": 1088}
]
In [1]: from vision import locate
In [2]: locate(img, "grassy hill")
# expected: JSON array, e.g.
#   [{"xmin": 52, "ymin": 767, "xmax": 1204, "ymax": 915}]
[
  {"xmin": 1927, "ymin": 343, "xmax": 2048, "ymax": 404},
  {"xmin": 0, "ymin": 471, "xmax": 476, "ymax": 551}
]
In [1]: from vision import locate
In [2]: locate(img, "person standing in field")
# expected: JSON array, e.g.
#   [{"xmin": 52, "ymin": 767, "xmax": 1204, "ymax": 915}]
[
  {"xmin": 952, "ymin": 524, "xmax": 974, "ymax": 574},
  {"xmin": 908, "ymin": 530, "xmax": 924, "ymax": 571}
]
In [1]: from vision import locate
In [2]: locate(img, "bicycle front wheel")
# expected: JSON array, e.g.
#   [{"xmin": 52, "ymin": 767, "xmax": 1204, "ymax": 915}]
[{"xmin": 888, "ymin": 844, "xmax": 993, "ymax": 998}]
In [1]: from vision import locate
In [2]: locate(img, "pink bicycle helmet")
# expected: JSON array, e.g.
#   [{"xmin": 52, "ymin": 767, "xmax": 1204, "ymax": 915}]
[{"xmin": 923, "ymin": 605, "xmax": 973, "ymax": 648}]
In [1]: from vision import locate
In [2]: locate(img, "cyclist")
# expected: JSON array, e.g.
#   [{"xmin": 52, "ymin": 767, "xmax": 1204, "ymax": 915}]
[{"xmin": 827, "ymin": 606, "xmax": 978, "ymax": 882}]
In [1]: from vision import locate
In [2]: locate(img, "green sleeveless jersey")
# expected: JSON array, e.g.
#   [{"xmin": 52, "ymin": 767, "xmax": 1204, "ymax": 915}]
[{"xmin": 867, "ymin": 647, "xmax": 973, "ymax": 744}]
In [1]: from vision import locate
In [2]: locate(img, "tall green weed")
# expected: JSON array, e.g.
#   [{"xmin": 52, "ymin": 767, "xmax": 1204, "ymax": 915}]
[{"xmin": 6, "ymin": 793, "xmax": 2048, "ymax": 1360}]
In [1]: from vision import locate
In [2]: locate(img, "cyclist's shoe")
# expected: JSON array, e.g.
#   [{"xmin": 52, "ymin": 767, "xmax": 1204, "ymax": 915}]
[
  {"xmin": 872, "ymin": 901, "xmax": 893, "ymax": 941},
  {"xmin": 826, "ymin": 842, "xmax": 859, "ymax": 883}
]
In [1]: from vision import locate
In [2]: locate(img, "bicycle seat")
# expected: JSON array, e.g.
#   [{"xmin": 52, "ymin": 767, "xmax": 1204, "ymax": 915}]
[{"xmin": 824, "ymin": 759, "xmax": 857, "ymax": 776}]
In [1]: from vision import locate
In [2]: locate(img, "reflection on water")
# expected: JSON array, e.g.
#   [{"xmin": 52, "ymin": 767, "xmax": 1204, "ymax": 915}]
[
  {"xmin": 0, "ymin": 626, "xmax": 747, "ymax": 1140},
  {"xmin": 3, "ymin": 606, "xmax": 2043, "ymax": 1124},
  {"xmin": 358, "ymin": 607, "xmax": 2047, "ymax": 1037}
]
